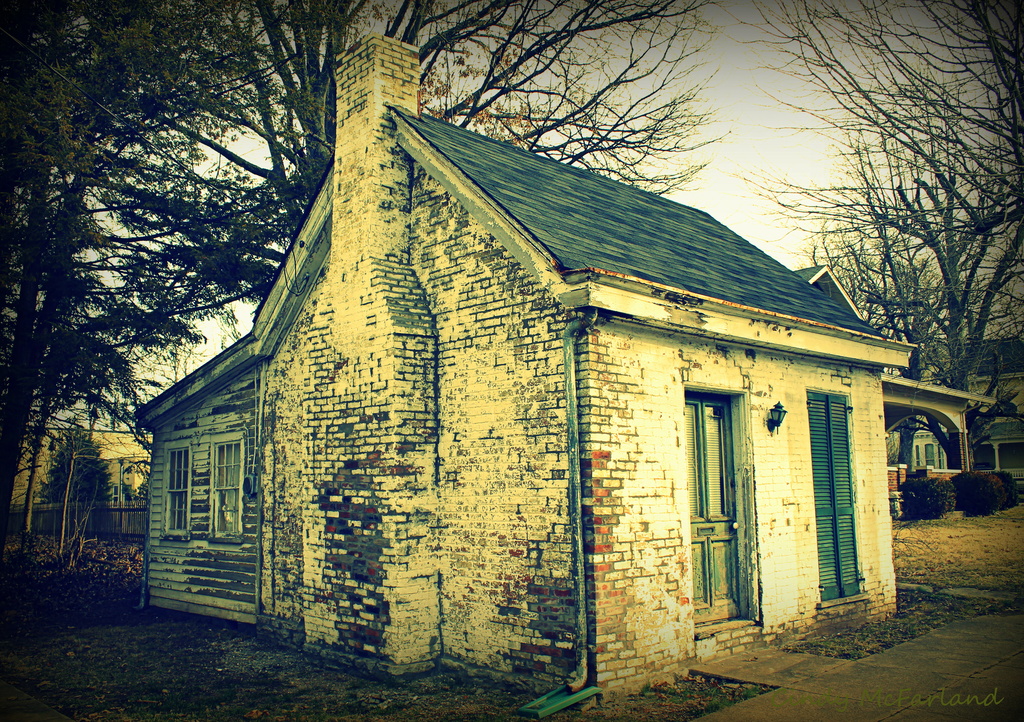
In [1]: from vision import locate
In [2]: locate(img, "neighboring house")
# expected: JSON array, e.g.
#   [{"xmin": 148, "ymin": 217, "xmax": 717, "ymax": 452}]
[
  {"xmin": 973, "ymin": 339, "xmax": 1024, "ymax": 482},
  {"xmin": 11, "ymin": 428, "xmax": 148, "ymax": 508},
  {"xmin": 879, "ymin": 339, "xmax": 1022, "ymax": 484},
  {"xmin": 136, "ymin": 35, "xmax": 913, "ymax": 696},
  {"xmin": 100, "ymin": 433, "xmax": 150, "ymax": 503},
  {"xmin": 912, "ymin": 431, "xmax": 948, "ymax": 471},
  {"xmin": 878, "ymin": 376, "xmax": 992, "ymax": 512}
]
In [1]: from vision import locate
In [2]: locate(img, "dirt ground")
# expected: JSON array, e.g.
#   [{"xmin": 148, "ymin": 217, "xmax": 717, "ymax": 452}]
[
  {"xmin": 1, "ymin": 506, "xmax": 1022, "ymax": 721},
  {"xmin": 0, "ymin": 538, "xmax": 766, "ymax": 722},
  {"xmin": 893, "ymin": 504, "xmax": 1024, "ymax": 592}
]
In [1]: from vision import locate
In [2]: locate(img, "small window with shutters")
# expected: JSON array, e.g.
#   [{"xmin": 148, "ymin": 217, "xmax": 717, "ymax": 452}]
[{"xmin": 808, "ymin": 391, "xmax": 860, "ymax": 601}]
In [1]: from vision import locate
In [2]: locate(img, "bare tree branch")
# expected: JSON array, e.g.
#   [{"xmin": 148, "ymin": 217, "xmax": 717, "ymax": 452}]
[{"xmin": 756, "ymin": 0, "xmax": 1023, "ymax": 461}]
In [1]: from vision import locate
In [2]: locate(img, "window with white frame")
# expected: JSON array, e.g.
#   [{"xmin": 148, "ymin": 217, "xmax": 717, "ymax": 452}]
[
  {"xmin": 166, "ymin": 447, "xmax": 190, "ymax": 534},
  {"xmin": 213, "ymin": 440, "xmax": 242, "ymax": 536}
]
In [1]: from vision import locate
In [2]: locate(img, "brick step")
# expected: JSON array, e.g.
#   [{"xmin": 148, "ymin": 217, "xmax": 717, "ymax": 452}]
[{"xmin": 693, "ymin": 620, "xmax": 768, "ymax": 662}]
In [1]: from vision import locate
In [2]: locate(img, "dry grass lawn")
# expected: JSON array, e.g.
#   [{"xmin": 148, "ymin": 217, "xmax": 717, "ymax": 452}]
[
  {"xmin": 2, "ymin": 507, "xmax": 1022, "ymax": 719},
  {"xmin": 0, "ymin": 538, "xmax": 768, "ymax": 722},
  {"xmin": 893, "ymin": 504, "xmax": 1024, "ymax": 592}
]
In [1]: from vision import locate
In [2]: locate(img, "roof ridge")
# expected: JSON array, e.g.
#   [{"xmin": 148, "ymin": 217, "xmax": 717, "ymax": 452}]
[{"xmin": 394, "ymin": 106, "xmax": 882, "ymax": 338}]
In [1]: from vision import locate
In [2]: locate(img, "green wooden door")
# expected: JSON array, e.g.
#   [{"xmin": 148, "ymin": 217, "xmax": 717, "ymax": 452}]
[
  {"xmin": 808, "ymin": 392, "xmax": 861, "ymax": 601},
  {"xmin": 686, "ymin": 394, "xmax": 740, "ymax": 622}
]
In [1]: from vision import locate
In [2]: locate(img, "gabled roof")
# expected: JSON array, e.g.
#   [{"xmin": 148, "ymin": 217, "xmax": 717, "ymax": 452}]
[
  {"xmin": 794, "ymin": 265, "xmax": 863, "ymax": 321},
  {"xmin": 396, "ymin": 109, "xmax": 881, "ymax": 338},
  {"xmin": 793, "ymin": 265, "xmax": 826, "ymax": 282}
]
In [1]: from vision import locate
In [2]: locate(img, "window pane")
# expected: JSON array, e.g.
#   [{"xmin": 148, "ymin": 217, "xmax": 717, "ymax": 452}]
[
  {"xmin": 215, "ymin": 443, "xmax": 241, "ymax": 489},
  {"xmin": 214, "ymin": 442, "xmax": 242, "ymax": 534},
  {"xmin": 169, "ymin": 449, "xmax": 189, "ymax": 491},
  {"xmin": 167, "ymin": 448, "xmax": 189, "ymax": 532},
  {"xmin": 169, "ymin": 492, "xmax": 186, "ymax": 531},
  {"xmin": 705, "ymin": 406, "xmax": 724, "ymax": 516},
  {"xmin": 216, "ymin": 489, "xmax": 240, "ymax": 534},
  {"xmin": 685, "ymin": 404, "xmax": 698, "ymax": 518}
]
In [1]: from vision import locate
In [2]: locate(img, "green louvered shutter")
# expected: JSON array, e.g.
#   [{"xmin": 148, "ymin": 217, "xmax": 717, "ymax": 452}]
[{"xmin": 808, "ymin": 392, "xmax": 860, "ymax": 601}]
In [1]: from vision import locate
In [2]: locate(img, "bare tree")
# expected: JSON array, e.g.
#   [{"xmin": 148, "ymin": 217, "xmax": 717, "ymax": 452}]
[
  {"xmin": 0, "ymin": 0, "xmax": 718, "ymax": 553},
  {"xmin": 756, "ymin": 0, "xmax": 1023, "ymax": 461},
  {"xmin": 162, "ymin": 0, "xmax": 718, "ymax": 221}
]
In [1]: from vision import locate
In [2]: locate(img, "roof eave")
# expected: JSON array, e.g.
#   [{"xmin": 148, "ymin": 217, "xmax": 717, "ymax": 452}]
[
  {"xmin": 882, "ymin": 374, "xmax": 994, "ymax": 406},
  {"xmin": 559, "ymin": 269, "xmax": 912, "ymax": 368},
  {"xmin": 136, "ymin": 334, "xmax": 261, "ymax": 429}
]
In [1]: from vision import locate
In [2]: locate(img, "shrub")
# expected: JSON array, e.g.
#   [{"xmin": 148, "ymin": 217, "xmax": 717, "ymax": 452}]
[
  {"xmin": 991, "ymin": 470, "xmax": 1019, "ymax": 508},
  {"xmin": 951, "ymin": 471, "xmax": 1005, "ymax": 516},
  {"xmin": 900, "ymin": 477, "xmax": 956, "ymax": 520}
]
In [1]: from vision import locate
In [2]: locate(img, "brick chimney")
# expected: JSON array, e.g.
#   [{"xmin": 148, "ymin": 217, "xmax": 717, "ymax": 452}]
[
  {"xmin": 276, "ymin": 34, "xmax": 438, "ymax": 674},
  {"xmin": 332, "ymin": 33, "xmax": 420, "ymax": 258},
  {"xmin": 336, "ymin": 33, "xmax": 419, "ymax": 132}
]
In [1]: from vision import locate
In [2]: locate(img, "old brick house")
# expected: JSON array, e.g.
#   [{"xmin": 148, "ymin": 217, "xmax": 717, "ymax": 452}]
[{"xmin": 137, "ymin": 34, "xmax": 911, "ymax": 698}]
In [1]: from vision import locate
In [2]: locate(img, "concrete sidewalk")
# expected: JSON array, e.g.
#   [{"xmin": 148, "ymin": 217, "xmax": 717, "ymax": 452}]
[
  {"xmin": 0, "ymin": 680, "xmax": 72, "ymax": 721},
  {"xmin": 691, "ymin": 614, "xmax": 1024, "ymax": 721}
]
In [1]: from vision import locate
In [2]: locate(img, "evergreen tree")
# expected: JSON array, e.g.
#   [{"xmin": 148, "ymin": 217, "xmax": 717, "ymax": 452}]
[
  {"xmin": 1, "ymin": 0, "xmax": 717, "ymax": 554},
  {"xmin": 42, "ymin": 430, "xmax": 112, "ymax": 506}
]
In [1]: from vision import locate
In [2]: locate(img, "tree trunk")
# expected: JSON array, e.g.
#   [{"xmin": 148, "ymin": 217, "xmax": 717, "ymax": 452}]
[
  {"xmin": 897, "ymin": 424, "xmax": 917, "ymax": 467},
  {"xmin": 58, "ymin": 452, "xmax": 77, "ymax": 556},
  {"xmin": 20, "ymin": 430, "xmax": 45, "ymax": 535},
  {"xmin": 925, "ymin": 417, "xmax": 957, "ymax": 470},
  {"xmin": 0, "ymin": 274, "xmax": 42, "ymax": 563}
]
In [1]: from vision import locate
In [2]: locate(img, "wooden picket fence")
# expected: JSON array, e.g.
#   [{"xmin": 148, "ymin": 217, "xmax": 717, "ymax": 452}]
[{"xmin": 7, "ymin": 501, "xmax": 147, "ymax": 542}]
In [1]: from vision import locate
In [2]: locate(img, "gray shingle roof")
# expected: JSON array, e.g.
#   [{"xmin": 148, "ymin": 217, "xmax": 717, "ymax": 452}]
[
  {"xmin": 398, "ymin": 110, "xmax": 881, "ymax": 337},
  {"xmin": 793, "ymin": 265, "xmax": 826, "ymax": 282}
]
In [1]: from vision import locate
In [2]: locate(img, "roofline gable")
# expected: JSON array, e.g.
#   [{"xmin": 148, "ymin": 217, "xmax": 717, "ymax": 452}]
[
  {"xmin": 249, "ymin": 160, "xmax": 335, "ymax": 324},
  {"xmin": 250, "ymin": 179, "xmax": 333, "ymax": 359},
  {"xmin": 795, "ymin": 265, "xmax": 864, "ymax": 321},
  {"xmin": 393, "ymin": 110, "xmax": 572, "ymax": 297},
  {"xmin": 138, "ymin": 170, "xmax": 334, "ymax": 427},
  {"xmin": 136, "ymin": 333, "xmax": 260, "ymax": 428}
]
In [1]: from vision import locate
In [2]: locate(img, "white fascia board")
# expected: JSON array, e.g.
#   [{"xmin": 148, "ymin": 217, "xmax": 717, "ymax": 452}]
[
  {"xmin": 561, "ymin": 277, "xmax": 912, "ymax": 369},
  {"xmin": 882, "ymin": 374, "xmax": 994, "ymax": 407},
  {"xmin": 815, "ymin": 266, "xmax": 864, "ymax": 320},
  {"xmin": 393, "ymin": 114, "xmax": 573, "ymax": 299},
  {"xmin": 251, "ymin": 180, "xmax": 333, "ymax": 357},
  {"xmin": 138, "ymin": 335, "xmax": 258, "ymax": 428}
]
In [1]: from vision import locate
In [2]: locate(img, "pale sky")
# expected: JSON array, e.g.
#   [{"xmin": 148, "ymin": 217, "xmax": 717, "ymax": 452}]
[
  {"xmin": 669, "ymin": 0, "xmax": 832, "ymax": 270},
  {"xmin": 204, "ymin": 0, "xmax": 838, "ymax": 357}
]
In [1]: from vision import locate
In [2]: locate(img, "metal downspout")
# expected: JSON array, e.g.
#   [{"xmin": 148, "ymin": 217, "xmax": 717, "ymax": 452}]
[
  {"xmin": 517, "ymin": 310, "xmax": 600, "ymax": 718},
  {"xmin": 254, "ymin": 360, "xmax": 267, "ymax": 619},
  {"xmin": 134, "ymin": 466, "xmax": 151, "ymax": 611},
  {"xmin": 564, "ymin": 311, "xmax": 597, "ymax": 693}
]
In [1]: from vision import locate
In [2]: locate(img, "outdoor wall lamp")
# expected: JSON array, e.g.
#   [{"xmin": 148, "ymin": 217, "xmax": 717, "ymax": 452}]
[{"xmin": 767, "ymin": 402, "xmax": 787, "ymax": 433}]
